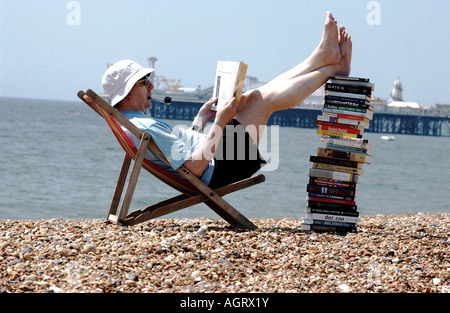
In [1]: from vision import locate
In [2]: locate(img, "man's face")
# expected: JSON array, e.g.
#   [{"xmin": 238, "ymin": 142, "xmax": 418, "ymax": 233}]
[{"xmin": 128, "ymin": 76, "xmax": 154, "ymax": 112}]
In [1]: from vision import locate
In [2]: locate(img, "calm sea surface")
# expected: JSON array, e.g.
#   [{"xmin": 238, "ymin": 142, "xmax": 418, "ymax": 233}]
[{"xmin": 1, "ymin": 97, "xmax": 449, "ymax": 220}]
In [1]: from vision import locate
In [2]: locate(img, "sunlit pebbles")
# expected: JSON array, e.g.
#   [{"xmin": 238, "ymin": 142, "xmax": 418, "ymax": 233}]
[{"xmin": 0, "ymin": 213, "xmax": 448, "ymax": 293}]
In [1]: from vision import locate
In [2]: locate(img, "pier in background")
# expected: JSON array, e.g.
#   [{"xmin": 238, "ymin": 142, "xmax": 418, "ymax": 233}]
[{"xmin": 149, "ymin": 100, "xmax": 450, "ymax": 137}]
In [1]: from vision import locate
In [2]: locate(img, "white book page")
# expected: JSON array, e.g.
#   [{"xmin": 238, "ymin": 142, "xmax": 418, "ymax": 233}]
[{"xmin": 211, "ymin": 61, "xmax": 240, "ymax": 110}]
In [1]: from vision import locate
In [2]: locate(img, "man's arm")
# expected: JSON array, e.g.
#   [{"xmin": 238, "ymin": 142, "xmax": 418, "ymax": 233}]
[
  {"xmin": 183, "ymin": 97, "xmax": 237, "ymax": 177},
  {"xmin": 190, "ymin": 97, "xmax": 217, "ymax": 132}
]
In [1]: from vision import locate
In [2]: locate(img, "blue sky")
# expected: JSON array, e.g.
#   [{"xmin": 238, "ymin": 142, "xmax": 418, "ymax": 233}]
[{"xmin": 1, "ymin": 0, "xmax": 449, "ymax": 107}]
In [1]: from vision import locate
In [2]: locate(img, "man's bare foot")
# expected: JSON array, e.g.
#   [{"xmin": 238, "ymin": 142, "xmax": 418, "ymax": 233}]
[
  {"xmin": 314, "ymin": 11, "xmax": 341, "ymax": 66},
  {"xmin": 335, "ymin": 25, "xmax": 352, "ymax": 76}
]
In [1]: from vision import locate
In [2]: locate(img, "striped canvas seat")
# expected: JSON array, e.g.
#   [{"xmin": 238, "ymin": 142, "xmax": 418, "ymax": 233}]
[{"xmin": 92, "ymin": 98, "xmax": 199, "ymax": 196}]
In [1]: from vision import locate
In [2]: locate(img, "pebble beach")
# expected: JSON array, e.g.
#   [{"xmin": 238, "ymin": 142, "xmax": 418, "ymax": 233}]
[{"xmin": 1, "ymin": 213, "xmax": 448, "ymax": 293}]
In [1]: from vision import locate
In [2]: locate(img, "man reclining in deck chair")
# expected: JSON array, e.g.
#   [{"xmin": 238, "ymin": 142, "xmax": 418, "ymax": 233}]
[{"xmin": 101, "ymin": 12, "xmax": 352, "ymax": 190}]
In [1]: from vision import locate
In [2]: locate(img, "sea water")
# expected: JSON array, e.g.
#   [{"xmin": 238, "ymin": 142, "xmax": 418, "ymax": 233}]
[{"xmin": 1, "ymin": 97, "xmax": 449, "ymax": 220}]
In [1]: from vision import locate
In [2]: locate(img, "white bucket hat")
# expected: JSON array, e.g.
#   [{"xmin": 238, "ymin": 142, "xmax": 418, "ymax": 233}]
[{"xmin": 101, "ymin": 59, "xmax": 154, "ymax": 107}]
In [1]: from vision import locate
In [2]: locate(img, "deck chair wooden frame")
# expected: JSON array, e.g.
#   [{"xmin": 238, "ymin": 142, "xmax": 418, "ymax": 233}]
[{"xmin": 77, "ymin": 89, "xmax": 264, "ymax": 230}]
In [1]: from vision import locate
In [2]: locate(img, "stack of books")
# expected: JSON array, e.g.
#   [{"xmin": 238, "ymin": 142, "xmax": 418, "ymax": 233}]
[{"xmin": 301, "ymin": 76, "xmax": 374, "ymax": 233}]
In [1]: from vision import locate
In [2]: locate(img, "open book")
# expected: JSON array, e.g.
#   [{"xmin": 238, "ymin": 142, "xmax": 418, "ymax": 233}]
[{"xmin": 211, "ymin": 61, "xmax": 248, "ymax": 111}]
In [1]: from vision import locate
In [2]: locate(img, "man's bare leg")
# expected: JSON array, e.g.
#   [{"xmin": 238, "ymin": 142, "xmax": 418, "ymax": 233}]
[
  {"xmin": 261, "ymin": 11, "xmax": 341, "ymax": 91},
  {"xmin": 235, "ymin": 65, "xmax": 338, "ymax": 145},
  {"xmin": 235, "ymin": 27, "xmax": 352, "ymax": 146}
]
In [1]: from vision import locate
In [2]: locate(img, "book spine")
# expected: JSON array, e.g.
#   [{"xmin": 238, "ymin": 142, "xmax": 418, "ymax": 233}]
[
  {"xmin": 310, "ymin": 155, "xmax": 360, "ymax": 168},
  {"xmin": 326, "ymin": 143, "xmax": 368, "ymax": 154},
  {"xmin": 317, "ymin": 115, "xmax": 370, "ymax": 128},
  {"xmin": 322, "ymin": 111, "xmax": 369, "ymax": 122},
  {"xmin": 325, "ymin": 90, "xmax": 370, "ymax": 100},
  {"xmin": 321, "ymin": 137, "xmax": 370, "ymax": 149},
  {"xmin": 325, "ymin": 83, "xmax": 372, "ymax": 96},
  {"xmin": 309, "ymin": 177, "xmax": 357, "ymax": 189},
  {"xmin": 317, "ymin": 147, "xmax": 369, "ymax": 163},
  {"xmin": 306, "ymin": 184, "xmax": 356, "ymax": 197},
  {"xmin": 312, "ymin": 163, "xmax": 364, "ymax": 175},
  {"xmin": 322, "ymin": 108, "xmax": 373, "ymax": 119},
  {"xmin": 316, "ymin": 129, "xmax": 362, "ymax": 139},
  {"xmin": 307, "ymin": 200, "xmax": 357, "ymax": 211},
  {"xmin": 306, "ymin": 206, "xmax": 359, "ymax": 217},
  {"xmin": 305, "ymin": 212, "xmax": 359, "ymax": 224},
  {"xmin": 328, "ymin": 78, "xmax": 374, "ymax": 89},
  {"xmin": 325, "ymin": 99, "xmax": 372, "ymax": 110},
  {"xmin": 301, "ymin": 223, "xmax": 357, "ymax": 233},
  {"xmin": 320, "ymin": 134, "xmax": 369, "ymax": 143},
  {"xmin": 324, "ymin": 104, "xmax": 372, "ymax": 114},
  {"xmin": 307, "ymin": 196, "xmax": 356, "ymax": 206},
  {"xmin": 302, "ymin": 219, "xmax": 358, "ymax": 229},
  {"xmin": 325, "ymin": 94, "xmax": 369, "ymax": 103},
  {"xmin": 312, "ymin": 219, "xmax": 357, "ymax": 228},
  {"xmin": 235, "ymin": 63, "xmax": 248, "ymax": 105},
  {"xmin": 309, "ymin": 168, "xmax": 358, "ymax": 182},
  {"xmin": 308, "ymin": 192, "xmax": 355, "ymax": 202},
  {"xmin": 302, "ymin": 219, "xmax": 357, "ymax": 229},
  {"xmin": 316, "ymin": 120, "xmax": 364, "ymax": 132}
]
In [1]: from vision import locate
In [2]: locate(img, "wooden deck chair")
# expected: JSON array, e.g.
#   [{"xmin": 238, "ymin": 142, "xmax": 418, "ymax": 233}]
[{"xmin": 77, "ymin": 89, "xmax": 265, "ymax": 230}]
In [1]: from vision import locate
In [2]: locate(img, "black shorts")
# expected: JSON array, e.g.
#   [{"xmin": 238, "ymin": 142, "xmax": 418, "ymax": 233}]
[{"xmin": 208, "ymin": 119, "xmax": 266, "ymax": 189}]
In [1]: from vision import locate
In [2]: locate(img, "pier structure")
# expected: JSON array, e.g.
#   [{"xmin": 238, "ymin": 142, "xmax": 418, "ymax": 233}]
[
  {"xmin": 369, "ymin": 113, "xmax": 448, "ymax": 136},
  {"xmin": 368, "ymin": 106, "xmax": 450, "ymax": 136},
  {"xmin": 151, "ymin": 99, "xmax": 202, "ymax": 121},
  {"xmin": 149, "ymin": 100, "xmax": 450, "ymax": 137}
]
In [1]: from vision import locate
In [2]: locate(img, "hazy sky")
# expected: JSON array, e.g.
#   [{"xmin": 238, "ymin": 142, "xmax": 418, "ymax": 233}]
[{"xmin": 1, "ymin": 0, "xmax": 449, "ymax": 107}]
